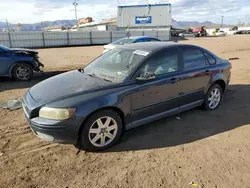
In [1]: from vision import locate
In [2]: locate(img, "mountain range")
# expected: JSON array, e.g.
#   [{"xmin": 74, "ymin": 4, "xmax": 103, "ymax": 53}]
[
  {"xmin": 0, "ymin": 19, "xmax": 227, "ymax": 31},
  {"xmin": 0, "ymin": 20, "xmax": 77, "ymax": 31},
  {"xmin": 172, "ymin": 19, "xmax": 226, "ymax": 28}
]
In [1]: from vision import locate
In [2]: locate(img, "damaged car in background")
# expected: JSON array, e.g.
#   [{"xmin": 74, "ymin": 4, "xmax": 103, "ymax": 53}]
[{"xmin": 0, "ymin": 45, "xmax": 44, "ymax": 81}]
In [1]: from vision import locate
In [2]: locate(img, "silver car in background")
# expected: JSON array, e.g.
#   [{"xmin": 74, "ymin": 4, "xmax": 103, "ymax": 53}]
[{"xmin": 103, "ymin": 36, "xmax": 161, "ymax": 53}]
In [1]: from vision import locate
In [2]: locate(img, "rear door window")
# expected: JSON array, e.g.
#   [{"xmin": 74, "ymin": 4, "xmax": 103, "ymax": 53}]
[{"xmin": 182, "ymin": 47, "xmax": 207, "ymax": 69}]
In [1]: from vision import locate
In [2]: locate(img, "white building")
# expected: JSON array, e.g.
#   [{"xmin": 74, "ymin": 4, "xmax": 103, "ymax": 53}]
[
  {"xmin": 70, "ymin": 17, "xmax": 117, "ymax": 31},
  {"xmin": 117, "ymin": 4, "xmax": 172, "ymax": 30}
]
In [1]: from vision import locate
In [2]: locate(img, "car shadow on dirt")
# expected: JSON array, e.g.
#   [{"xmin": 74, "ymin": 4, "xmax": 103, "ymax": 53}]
[
  {"xmin": 107, "ymin": 84, "xmax": 250, "ymax": 152},
  {"xmin": 0, "ymin": 71, "xmax": 68, "ymax": 91}
]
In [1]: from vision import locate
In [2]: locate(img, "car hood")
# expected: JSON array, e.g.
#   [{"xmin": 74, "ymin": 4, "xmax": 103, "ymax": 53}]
[
  {"xmin": 29, "ymin": 70, "xmax": 115, "ymax": 104},
  {"xmin": 11, "ymin": 48, "xmax": 38, "ymax": 55}
]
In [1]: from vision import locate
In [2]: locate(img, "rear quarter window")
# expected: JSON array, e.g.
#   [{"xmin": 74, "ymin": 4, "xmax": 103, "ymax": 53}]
[
  {"xmin": 204, "ymin": 52, "xmax": 216, "ymax": 65},
  {"xmin": 182, "ymin": 47, "xmax": 207, "ymax": 69}
]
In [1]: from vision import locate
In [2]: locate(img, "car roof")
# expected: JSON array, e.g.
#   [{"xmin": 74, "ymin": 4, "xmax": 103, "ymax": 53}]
[
  {"xmin": 117, "ymin": 42, "xmax": 194, "ymax": 51},
  {"xmin": 127, "ymin": 36, "xmax": 151, "ymax": 40}
]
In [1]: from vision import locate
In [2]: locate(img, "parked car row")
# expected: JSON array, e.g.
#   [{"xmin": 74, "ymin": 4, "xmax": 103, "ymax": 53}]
[
  {"xmin": 179, "ymin": 32, "xmax": 199, "ymax": 38},
  {"xmin": 234, "ymin": 30, "xmax": 250, "ymax": 35},
  {"xmin": 215, "ymin": 30, "xmax": 226, "ymax": 36}
]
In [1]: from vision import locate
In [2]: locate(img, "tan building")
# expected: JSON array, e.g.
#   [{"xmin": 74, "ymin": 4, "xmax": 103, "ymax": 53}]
[{"xmin": 78, "ymin": 17, "xmax": 93, "ymax": 24}]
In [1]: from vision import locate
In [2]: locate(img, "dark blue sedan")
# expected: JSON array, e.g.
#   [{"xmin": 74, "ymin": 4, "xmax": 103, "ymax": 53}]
[
  {"xmin": 0, "ymin": 45, "xmax": 44, "ymax": 80},
  {"xmin": 23, "ymin": 42, "xmax": 231, "ymax": 151}
]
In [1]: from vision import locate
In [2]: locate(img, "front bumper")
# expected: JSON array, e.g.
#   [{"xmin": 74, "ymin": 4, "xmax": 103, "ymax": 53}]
[
  {"xmin": 33, "ymin": 62, "xmax": 44, "ymax": 72},
  {"xmin": 25, "ymin": 116, "xmax": 82, "ymax": 144},
  {"xmin": 22, "ymin": 101, "xmax": 82, "ymax": 144}
]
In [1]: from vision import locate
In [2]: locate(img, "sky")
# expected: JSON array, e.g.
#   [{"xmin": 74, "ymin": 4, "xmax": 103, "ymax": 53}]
[{"xmin": 0, "ymin": 0, "xmax": 250, "ymax": 24}]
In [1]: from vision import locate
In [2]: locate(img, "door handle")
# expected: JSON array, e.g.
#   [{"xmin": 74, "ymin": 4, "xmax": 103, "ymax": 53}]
[{"xmin": 170, "ymin": 77, "xmax": 177, "ymax": 84}]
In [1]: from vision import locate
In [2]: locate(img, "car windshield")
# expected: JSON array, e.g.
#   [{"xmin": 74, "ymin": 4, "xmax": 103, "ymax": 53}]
[
  {"xmin": 84, "ymin": 48, "xmax": 149, "ymax": 83},
  {"xmin": 112, "ymin": 38, "xmax": 134, "ymax": 45},
  {"xmin": 0, "ymin": 45, "xmax": 11, "ymax": 51}
]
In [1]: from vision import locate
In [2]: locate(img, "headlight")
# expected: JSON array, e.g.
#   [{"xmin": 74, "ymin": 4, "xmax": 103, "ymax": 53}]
[{"xmin": 39, "ymin": 107, "xmax": 76, "ymax": 120}]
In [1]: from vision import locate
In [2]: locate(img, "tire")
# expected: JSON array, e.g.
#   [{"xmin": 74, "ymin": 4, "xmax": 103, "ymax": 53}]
[
  {"xmin": 203, "ymin": 84, "xmax": 223, "ymax": 111},
  {"xmin": 12, "ymin": 64, "xmax": 33, "ymax": 81},
  {"xmin": 78, "ymin": 110, "xmax": 123, "ymax": 152}
]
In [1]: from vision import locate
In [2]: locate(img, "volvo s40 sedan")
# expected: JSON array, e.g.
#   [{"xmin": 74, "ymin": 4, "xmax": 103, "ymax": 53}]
[{"xmin": 23, "ymin": 42, "xmax": 231, "ymax": 151}]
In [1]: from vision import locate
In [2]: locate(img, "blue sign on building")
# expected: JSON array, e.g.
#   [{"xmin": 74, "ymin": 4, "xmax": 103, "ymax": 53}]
[{"xmin": 135, "ymin": 16, "xmax": 152, "ymax": 24}]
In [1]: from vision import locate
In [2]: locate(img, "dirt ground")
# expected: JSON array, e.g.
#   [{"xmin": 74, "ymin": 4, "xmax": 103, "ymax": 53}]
[{"xmin": 1, "ymin": 35, "xmax": 250, "ymax": 188}]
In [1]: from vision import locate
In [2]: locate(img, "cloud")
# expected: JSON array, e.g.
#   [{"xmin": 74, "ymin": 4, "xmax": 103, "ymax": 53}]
[
  {"xmin": 169, "ymin": 0, "xmax": 250, "ymax": 24},
  {"xmin": 0, "ymin": 0, "xmax": 250, "ymax": 24},
  {"xmin": 34, "ymin": 2, "xmax": 65, "ymax": 9}
]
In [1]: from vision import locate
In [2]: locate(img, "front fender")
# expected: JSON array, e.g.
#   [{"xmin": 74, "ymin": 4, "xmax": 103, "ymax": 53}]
[
  {"xmin": 46, "ymin": 86, "xmax": 133, "ymax": 126},
  {"xmin": 76, "ymin": 94, "xmax": 131, "ymax": 125}
]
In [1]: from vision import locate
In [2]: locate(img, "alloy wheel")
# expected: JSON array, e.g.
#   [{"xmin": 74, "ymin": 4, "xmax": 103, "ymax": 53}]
[
  {"xmin": 88, "ymin": 116, "xmax": 118, "ymax": 147},
  {"xmin": 208, "ymin": 88, "xmax": 221, "ymax": 109},
  {"xmin": 16, "ymin": 66, "xmax": 31, "ymax": 80}
]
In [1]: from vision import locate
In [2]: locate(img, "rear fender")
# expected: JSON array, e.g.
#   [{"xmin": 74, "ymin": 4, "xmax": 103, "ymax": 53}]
[{"xmin": 206, "ymin": 72, "xmax": 226, "ymax": 93}]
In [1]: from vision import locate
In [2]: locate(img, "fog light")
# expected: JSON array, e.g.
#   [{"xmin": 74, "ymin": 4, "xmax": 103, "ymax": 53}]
[{"xmin": 36, "ymin": 132, "xmax": 54, "ymax": 142}]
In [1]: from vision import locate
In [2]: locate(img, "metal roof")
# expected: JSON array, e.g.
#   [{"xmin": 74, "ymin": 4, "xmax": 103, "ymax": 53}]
[{"xmin": 118, "ymin": 4, "xmax": 171, "ymax": 8}]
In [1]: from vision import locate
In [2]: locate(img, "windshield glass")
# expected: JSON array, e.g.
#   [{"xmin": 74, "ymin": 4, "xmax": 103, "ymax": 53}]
[
  {"xmin": 0, "ymin": 45, "xmax": 11, "ymax": 51},
  {"xmin": 112, "ymin": 38, "xmax": 134, "ymax": 45},
  {"xmin": 84, "ymin": 48, "xmax": 149, "ymax": 83}
]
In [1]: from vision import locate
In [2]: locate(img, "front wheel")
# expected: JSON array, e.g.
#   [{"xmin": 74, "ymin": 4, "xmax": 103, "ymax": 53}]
[
  {"xmin": 78, "ymin": 110, "xmax": 123, "ymax": 152},
  {"xmin": 12, "ymin": 64, "xmax": 33, "ymax": 81},
  {"xmin": 203, "ymin": 84, "xmax": 223, "ymax": 111}
]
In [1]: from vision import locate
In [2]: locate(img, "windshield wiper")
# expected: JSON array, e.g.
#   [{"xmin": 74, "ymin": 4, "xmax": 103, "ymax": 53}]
[
  {"xmin": 103, "ymin": 78, "xmax": 112, "ymax": 82},
  {"xmin": 87, "ymin": 72, "xmax": 113, "ymax": 82},
  {"xmin": 87, "ymin": 73, "xmax": 95, "ymax": 77}
]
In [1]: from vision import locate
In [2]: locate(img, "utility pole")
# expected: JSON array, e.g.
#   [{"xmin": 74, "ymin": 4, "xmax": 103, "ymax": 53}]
[
  {"xmin": 73, "ymin": 0, "xmax": 79, "ymax": 30},
  {"xmin": 5, "ymin": 19, "xmax": 9, "ymax": 31},
  {"xmin": 221, "ymin": 16, "xmax": 224, "ymax": 28}
]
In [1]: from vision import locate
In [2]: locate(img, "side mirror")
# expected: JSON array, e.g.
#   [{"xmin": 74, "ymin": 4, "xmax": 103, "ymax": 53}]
[{"xmin": 136, "ymin": 72, "xmax": 156, "ymax": 81}]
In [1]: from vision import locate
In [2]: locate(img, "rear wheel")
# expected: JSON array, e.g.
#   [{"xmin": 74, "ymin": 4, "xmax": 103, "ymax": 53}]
[
  {"xmin": 203, "ymin": 84, "xmax": 222, "ymax": 110},
  {"xmin": 78, "ymin": 110, "xmax": 123, "ymax": 152},
  {"xmin": 12, "ymin": 64, "xmax": 33, "ymax": 81}
]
